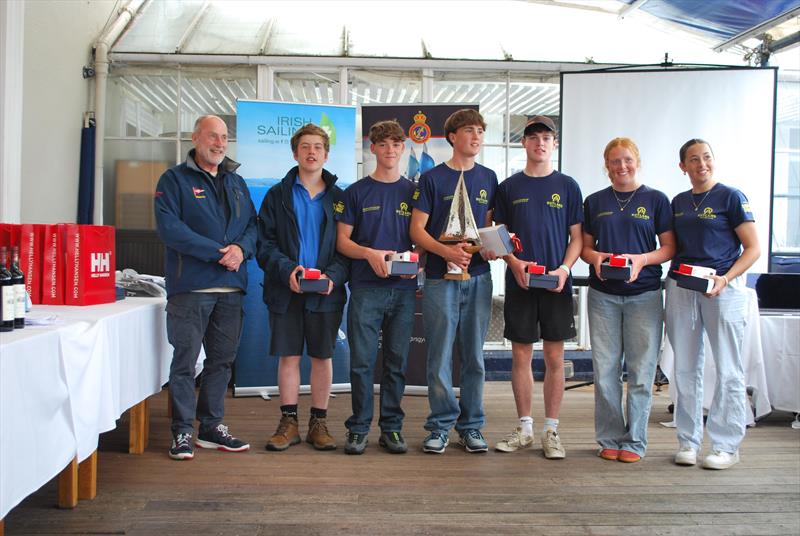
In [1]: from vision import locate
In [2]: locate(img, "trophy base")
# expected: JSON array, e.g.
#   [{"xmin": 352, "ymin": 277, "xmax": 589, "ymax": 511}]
[{"xmin": 444, "ymin": 271, "xmax": 471, "ymax": 281}]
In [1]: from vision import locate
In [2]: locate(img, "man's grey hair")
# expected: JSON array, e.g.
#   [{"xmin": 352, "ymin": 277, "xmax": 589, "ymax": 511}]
[{"xmin": 193, "ymin": 114, "xmax": 222, "ymax": 135}]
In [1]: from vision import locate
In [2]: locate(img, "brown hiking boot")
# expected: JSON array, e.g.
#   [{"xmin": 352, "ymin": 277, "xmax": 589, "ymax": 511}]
[
  {"xmin": 306, "ymin": 416, "xmax": 337, "ymax": 450},
  {"xmin": 266, "ymin": 415, "xmax": 300, "ymax": 451}
]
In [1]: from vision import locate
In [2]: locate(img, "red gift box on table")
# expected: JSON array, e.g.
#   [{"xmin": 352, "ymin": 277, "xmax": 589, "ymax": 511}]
[
  {"xmin": 41, "ymin": 224, "xmax": 65, "ymax": 304},
  {"xmin": 527, "ymin": 263, "xmax": 559, "ymax": 289},
  {"xmin": 63, "ymin": 224, "xmax": 116, "ymax": 306}
]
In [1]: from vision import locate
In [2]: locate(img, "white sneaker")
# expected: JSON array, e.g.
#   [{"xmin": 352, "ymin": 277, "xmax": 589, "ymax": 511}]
[
  {"xmin": 541, "ymin": 429, "xmax": 566, "ymax": 459},
  {"xmin": 702, "ymin": 450, "xmax": 740, "ymax": 470},
  {"xmin": 675, "ymin": 446, "xmax": 698, "ymax": 466},
  {"xmin": 494, "ymin": 427, "xmax": 533, "ymax": 452}
]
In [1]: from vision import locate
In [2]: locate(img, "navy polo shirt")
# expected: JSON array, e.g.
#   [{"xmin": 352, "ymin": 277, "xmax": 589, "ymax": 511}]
[
  {"xmin": 494, "ymin": 170, "xmax": 583, "ymax": 293},
  {"xmin": 337, "ymin": 176, "xmax": 417, "ymax": 290},
  {"xmin": 412, "ymin": 163, "xmax": 497, "ymax": 279},
  {"xmin": 670, "ymin": 182, "xmax": 754, "ymax": 277},
  {"xmin": 292, "ymin": 177, "xmax": 325, "ymax": 269},
  {"xmin": 583, "ymin": 184, "xmax": 672, "ymax": 295}
]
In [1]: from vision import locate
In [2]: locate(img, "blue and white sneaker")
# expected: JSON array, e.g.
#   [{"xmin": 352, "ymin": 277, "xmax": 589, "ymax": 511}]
[
  {"xmin": 422, "ymin": 431, "xmax": 449, "ymax": 454},
  {"xmin": 195, "ymin": 424, "xmax": 250, "ymax": 452},
  {"xmin": 169, "ymin": 432, "xmax": 194, "ymax": 460},
  {"xmin": 459, "ymin": 429, "xmax": 489, "ymax": 453}
]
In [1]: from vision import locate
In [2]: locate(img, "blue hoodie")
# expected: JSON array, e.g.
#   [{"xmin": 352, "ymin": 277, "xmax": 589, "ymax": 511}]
[{"xmin": 154, "ymin": 150, "xmax": 257, "ymax": 297}]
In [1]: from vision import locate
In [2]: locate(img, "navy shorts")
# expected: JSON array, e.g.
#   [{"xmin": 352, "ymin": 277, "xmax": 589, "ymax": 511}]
[
  {"xmin": 503, "ymin": 285, "xmax": 576, "ymax": 343},
  {"xmin": 269, "ymin": 293, "xmax": 342, "ymax": 359}
]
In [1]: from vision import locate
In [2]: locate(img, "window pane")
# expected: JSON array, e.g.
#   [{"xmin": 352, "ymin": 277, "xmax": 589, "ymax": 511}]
[
  {"xmin": 106, "ymin": 67, "xmax": 178, "ymax": 138},
  {"xmin": 103, "ymin": 140, "xmax": 176, "ymax": 228},
  {"xmin": 433, "ymin": 72, "xmax": 507, "ymax": 145},
  {"xmin": 180, "ymin": 66, "xmax": 257, "ymax": 138},
  {"xmin": 273, "ymin": 71, "xmax": 341, "ymax": 105}
]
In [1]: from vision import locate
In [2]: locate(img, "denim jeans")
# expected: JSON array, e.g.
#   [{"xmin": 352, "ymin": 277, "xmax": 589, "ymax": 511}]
[
  {"xmin": 345, "ymin": 287, "xmax": 416, "ymax": 434},
  {"xmin": 588, "ymin": 287, "xmax": 663, "ymax": 456},
  {"xmin": 665, "ymin": 277, "xmax": 748, "ymax": 453},
  {"xmin": 166, "ymin": 292, "xmax": 243, "ymax": 435},
  {"xmin": 421, "ymin": 272, "xmax": 492, "ymax": 433}
]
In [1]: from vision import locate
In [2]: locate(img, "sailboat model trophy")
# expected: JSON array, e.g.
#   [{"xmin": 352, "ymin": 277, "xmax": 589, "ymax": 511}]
[{"xmin": 438, "ymin": 169, "xmax": 482, "ymax": 280}]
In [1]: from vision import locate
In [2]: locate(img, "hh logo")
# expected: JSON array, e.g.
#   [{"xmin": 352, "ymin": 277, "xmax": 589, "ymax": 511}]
[
  {"xmin": 546, "ymin": 193, "xmax": 563, "ymax": 209},
  {"xmin": 193, "ymin": 187, "xmax": 206, "ymax": 199},
  {"xmin": 90, "ymin": 252, "xmax": 112, "ymax": 278},
  {"xmin": 632, "ymin": 206, "xmax": 650, "ymax": 220},
  {"xmin": 396, "ymin": 201, "xmax": 411, "ymax": 217},
  {"xmin": 476, "ymin": 189, "xmax": 489, "ymax": 205}
]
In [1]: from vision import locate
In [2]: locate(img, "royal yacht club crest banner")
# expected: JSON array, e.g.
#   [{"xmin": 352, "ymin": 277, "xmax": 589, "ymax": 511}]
[
  {"xmin": 360, "ymin": 103, "xmax": 479, "ymax": 392},
  {"xmin": 233, "ymin": 100, "xmax": 357, "ymax": 395},
  {"xmin": 361, "ymin": 104, "xmax": 479, "ymax": 183}
]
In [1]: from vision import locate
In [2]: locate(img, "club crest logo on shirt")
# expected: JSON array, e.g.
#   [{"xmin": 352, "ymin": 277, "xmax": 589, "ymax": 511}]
[
  {"xmin": 698, "ymin": 207, "xmax": 717, "ymax": 220},
  {"xmin": 192, "ymin": 187, "xmax": 206, "ymax": 199},
  {"xmin": 631, "ymin": 206, "xmax": 650, "ymax": 220},
  {"xmin": 408, "ymin": 112, "xmax": 431, "ymax": 144},
  {"xmin": 334, "ymin": 201, "xmax": 345, "ymax": 214},
  {"xmin": 475, "ymin": 189, "xmax": 489, "ymax": 205},
  {"xmin": 742, "ymin": 202, "xmax": 752, "ymax": 213},
  {"xmin": 546, "ymin": 193, "xmax": 563, "ymax": 209},
  {"xmin": 396, "ymin": 201, "xmax": 412, "ymax": 217}
]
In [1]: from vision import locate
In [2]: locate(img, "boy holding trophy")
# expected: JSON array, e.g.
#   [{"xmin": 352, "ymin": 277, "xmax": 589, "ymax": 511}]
[{"xmin": 410, "ymin": 109, "xmax": 498, "ymax": 454}]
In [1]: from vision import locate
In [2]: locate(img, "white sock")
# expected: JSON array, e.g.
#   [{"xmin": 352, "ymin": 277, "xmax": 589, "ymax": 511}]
[
  {"xmin": 519, "ymin": 416, "xmax": 533, "ymax": 437},
  {"xmin": 543, "ymin": 418, "xmax": 559, "ymax": 435}
]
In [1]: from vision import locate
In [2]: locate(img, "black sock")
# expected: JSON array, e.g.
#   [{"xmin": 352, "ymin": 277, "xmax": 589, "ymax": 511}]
[
  {"xmin": 310, "ymin": 407, "xmax": 327, "ymax": 419},
  {"xmin": 280, "ymin": 404, "xmax": 298, "ymax": 418}
]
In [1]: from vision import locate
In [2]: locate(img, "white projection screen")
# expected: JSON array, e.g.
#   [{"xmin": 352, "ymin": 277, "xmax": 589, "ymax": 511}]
[{"xmin": 560, "ymin": 67, "xmax": 776, "ymax": 277}]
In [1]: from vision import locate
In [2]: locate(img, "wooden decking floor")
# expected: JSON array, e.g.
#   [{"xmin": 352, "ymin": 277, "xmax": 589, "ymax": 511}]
[{"xmin": 5, "ymin": 383, "xmax": 800, "ymax": 535}]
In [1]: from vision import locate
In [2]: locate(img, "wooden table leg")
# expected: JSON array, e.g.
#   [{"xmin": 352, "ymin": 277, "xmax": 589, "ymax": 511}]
[
  {"xmin": 129, "ymin": 398, "xmax": 150, "ymax": 454},
  {"xmin": 1, "ymin": 517, "xmax": 5, "ymax": 536},
  {"xmin": 78, "ymin": 451, "xmax": 97, "ymax": 500},
  {"xmin": 58, "ymin": 457, "xmax": 78, "ymax": 509}
]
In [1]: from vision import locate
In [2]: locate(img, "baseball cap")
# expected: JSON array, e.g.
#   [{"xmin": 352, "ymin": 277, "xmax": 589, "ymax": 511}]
[{"xmin": 524, "ymin": 115, "xmax": 557, "ymax": 135}]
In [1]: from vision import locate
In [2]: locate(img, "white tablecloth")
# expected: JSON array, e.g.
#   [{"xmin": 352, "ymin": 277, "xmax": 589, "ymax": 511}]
[
  {"xmin": 660, "ymin": 287, "xmax": 772, "ymax": 425},
  {"xmin": 759, "ymin": 312, "xmax": 800, "ymax": 413},
  {"xmin": 0, "ymin": 298, "xmax": 173, "ymax": 520}
]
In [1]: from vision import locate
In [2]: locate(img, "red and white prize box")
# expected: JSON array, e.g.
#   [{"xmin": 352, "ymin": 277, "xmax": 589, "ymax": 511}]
[
  {"xmin": 600, "ymin": 254, "xmax": 632, "ymax": 281},
  {"xmin": 299, "ymin": 267, "xmax": 328, "ymax": 293},
  {"xmin": 386, "ymin": 251, "xmax": 419, "ymax": 276},
  {"xmin": 674, "ymin": 263, "xmax": 716, "ymax": 293},
  {"xmin": 527, "ymin": 263, "xmax": 559, "ymax": 289}
]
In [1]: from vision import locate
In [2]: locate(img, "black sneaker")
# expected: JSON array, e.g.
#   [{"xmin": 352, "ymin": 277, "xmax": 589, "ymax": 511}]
[
  {"xmin": 344, "ymin": 431, "xmax": 368, "ymax": 455},
  {"xmin": 195, "ymin": 424, "xmax": 250, "ymax": 452},
  {"xmin": 379, "ymin": 431, "xmax": 407, "ymax": 454},
  {"xmin": 169, "ymin": 432, "xmax": 194, "ymax": 460}
]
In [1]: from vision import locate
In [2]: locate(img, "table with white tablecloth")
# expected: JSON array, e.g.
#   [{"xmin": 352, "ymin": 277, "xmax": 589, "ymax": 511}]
[
  {"xmin": 0, "ymin": 298, "xmax": 173, "ymax": 521},
  {"xmin": 759, "ymin": 311, "xmax": 800, "ymax": 413}
]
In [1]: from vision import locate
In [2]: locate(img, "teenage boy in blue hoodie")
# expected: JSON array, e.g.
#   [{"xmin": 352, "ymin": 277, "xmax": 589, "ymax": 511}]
[{"xmin": 257, "ymin": 123, "xmax": 349, "ymax": 452}]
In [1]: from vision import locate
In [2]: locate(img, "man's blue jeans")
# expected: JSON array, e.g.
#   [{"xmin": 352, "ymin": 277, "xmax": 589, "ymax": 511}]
[
  {"xmin": 421, "ymin": 273, "xmax": 492, "ymax": 434},
  {"xmin": 588, "ymin": 287, "xmax": 663, "ymax": 456},
  {"xmin": 345, "ymin": 287, "xmax": 416, "ymax": 434},
  {"xmin": 166, "ymin": 292, "xmax": 243, "ymax": 436}
]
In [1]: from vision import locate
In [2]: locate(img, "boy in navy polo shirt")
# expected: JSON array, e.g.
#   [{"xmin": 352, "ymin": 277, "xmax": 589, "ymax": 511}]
[
  {"xmin": 257, "ymin": 124, "xmax": 349, "ymax": 452},
  {"xmin": 336, "ymin": 120, "xmax": 418, "ymax": 455},
  {"xmin": 492, "ymin": 116, "xmax": 583, "ymax": 459},
  {"xmin": 410, "ymin": 109, "xmax": 498, "ymax": 454}
]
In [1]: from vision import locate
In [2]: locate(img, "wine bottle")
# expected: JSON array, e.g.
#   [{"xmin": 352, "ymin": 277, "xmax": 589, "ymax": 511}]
[
  {"xmin": 10, "ymin": 246, "xmax": 25, "ymax": 329},
  {"xmin": 0, "ymin": 247, "xmax": 14, "ymax": 332}
]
